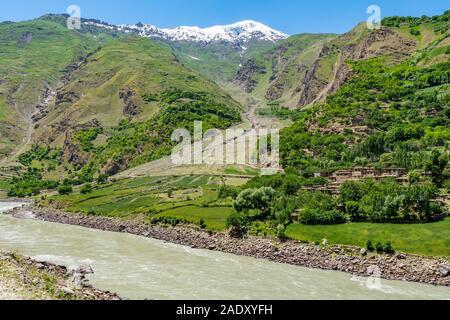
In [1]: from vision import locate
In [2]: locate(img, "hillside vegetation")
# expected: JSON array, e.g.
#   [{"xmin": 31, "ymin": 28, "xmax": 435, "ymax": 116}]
[
  {"xmin": 234, "ymin": 34, "xmax": 337, "ymax": 107},
  {"xmin": 6, "ymin": 33, "xmax": 242, "ymax": 192},
  {"xmin": 0, "ymin": 19, "xmax": 110, "ymax": 157}
]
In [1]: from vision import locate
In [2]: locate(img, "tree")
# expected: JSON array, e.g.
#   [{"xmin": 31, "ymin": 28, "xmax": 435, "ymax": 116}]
[
  {"xmin": 345, "ymin": 201, "xmax": 363, "ymax": 221},
  {"xmin": 218, "ymin": 185, "xmax": 239, "ymax": 199},
  {"xmin": 408, "ymin": 170, "xmax": 421, "ymax": 184},
  {"xmin": 340, "ymin": 181, "xmax": 363, "ymax": 205},
  {"xmin": 58, "ymin": 185, "xmax": 73, "ymax": 195},
  {"xmin": 226, "ymin": 212, "xmax": 249, "ymax": 237},
  {"xmin": 234, "ymin": 187, "xmax": 276, "ymax": 217},
  {"xmin": 80, "ymin": 184, "xmax": 93, "ymax": 194},
  {"xmin": 233, "ymin": 189, "xmax": 256, "ymax": 213},
  {"xmin": 407, "ymin": 182, "xmax": 439, "ymax": 219},
  {"xmin": 97, "ymin": 174, "xmax": 109, "ymax": 184},
  {"xmin": 251, "ymin": 187, "xmax": 276, "ymax": 217},
  {"xmin": 424, "ymin": 149, "xmax": 448, "ymax": 186}
]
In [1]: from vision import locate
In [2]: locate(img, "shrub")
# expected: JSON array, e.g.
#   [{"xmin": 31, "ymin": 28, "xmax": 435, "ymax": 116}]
[
  {"xmin": 383, "ymin": 242, "xmax": 395, "ymax": 254},
  {"xmin": 80, "ymin": 184, "xmax": 93, "ymax": 194},
  {"xmin": 345, "ymin": 201, "xmax": 363, "ymax": 221},
  {"xmin": 218, "ymin": 185, "xmax": 240, "ymax": 199},
  {"xmin": 97, "ymin": 174, "xmax": 109, "ymax": 184},
  {"xmin": 410, "ymin": 28, "xmax": 421, "ymax": 36},
  {"xmin": 408, "ymin": 170, "xmax": 422, "ymax": 184},
  {"xmin": 226, "ymin": 212, "xmax": 249, "ymax": 237},
  {"xmin": 299, "ymin": 209, "xmax": 348, "ymax": 225},
  {"xmin": 366, "ymin": 240, "xmax": 375, "ymax": 252},
  {"xmin": 234, "ymin": 187, "xmax": 276, "ymax": 217},
  {"xmin": 199, "ymin": 218, "xmax": 206, "ymax": 229},
  {"xmin": 376, "ymin": 242, "xmax": 384, "ymax": 253},
  {"xmin": 276, "ymin": 224, "xmax": 287, "ymax": 239},
  {"xmin": 58, "ymin": 185, "xmax": 73, "ymax": 195}
]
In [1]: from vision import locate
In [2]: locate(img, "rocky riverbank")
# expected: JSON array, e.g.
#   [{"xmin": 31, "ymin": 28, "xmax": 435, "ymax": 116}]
[
  {"xmin": 7, "ymin": 204, "xmax": 450, "ymax": 287},
  {"xmin": 0, "ymin": 250, "xmax": 120, "ymax": 300}
]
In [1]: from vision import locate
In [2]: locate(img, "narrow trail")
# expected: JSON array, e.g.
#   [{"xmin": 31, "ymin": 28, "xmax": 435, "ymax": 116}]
[
  {"xmin": 0, "ymin": 100, "xmax": 33, "ymax": 167},
  {"xmin": 0, "ymin": 86, "xmax": 57, "ymax": 167},
  {"xmin": 312, "ymin": 57, "xmax": 342, "ymax": 105}
]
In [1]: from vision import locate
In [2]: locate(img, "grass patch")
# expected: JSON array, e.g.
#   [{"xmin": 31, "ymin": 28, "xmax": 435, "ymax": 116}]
[
  {"xmin": 286, "ymin": 218, "xmax": 450, "ymax": 257},
  {"xmin": 158, "ymin": 206, "xmax": 233, "ymax": 231},
  {"xmin": 0, "ymin": 180, "xmax": 10, "ymax": 191}
]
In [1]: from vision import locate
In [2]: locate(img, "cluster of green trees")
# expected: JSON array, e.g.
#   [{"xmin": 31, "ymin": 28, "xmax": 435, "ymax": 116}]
[
  {"xmin": 223, "ymin": 171, "xmax": 448, "ymax": 237},
  {"xmin": 257, "ymin": 105, "xmax": 295, "ymax": 120},
  {"xmin": 8, "ymin": 168, "xmax": 59, "ymax": 197},
  {"xmin": 382, "ymin": 10, "xmax": 449, "ymax": 34},
  {"xmin": 74, "ymin": 128, "xmax": 102, "ymax": 152},
  {"xmin": 339, "ymin": 179, "xmax": 444, "ymax": 223},
  {"xmin": 18, "ymin": 145, "xmax": 61, "ymax": 166},
  {"xmin": 281, "ymin": 56, "xmax": 450, "ymax": 174},
  {"xmin": 7, "ymin": 164, "xmax": 108, "ymax": 197}
]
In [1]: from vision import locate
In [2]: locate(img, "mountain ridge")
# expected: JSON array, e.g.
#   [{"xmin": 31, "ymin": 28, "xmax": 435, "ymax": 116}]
[{"xmin": 84, "ymin": 19, "xmax": 288, "ymax": 44}]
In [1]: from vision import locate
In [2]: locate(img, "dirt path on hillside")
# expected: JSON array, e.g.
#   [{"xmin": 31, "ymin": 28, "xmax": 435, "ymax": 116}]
[
  {"xmin": 0, "ymin": 87, "xmax": 35, "ymax": 167},
  {"xmin": 312, "ymin": 58, "xmax": 341, "ymax": 105}
]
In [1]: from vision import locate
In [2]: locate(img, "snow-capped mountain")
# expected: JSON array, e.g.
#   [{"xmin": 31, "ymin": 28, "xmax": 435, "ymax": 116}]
[{"xmin": 84, "ymin": 20, "xmax": 288, "ymax": 44}]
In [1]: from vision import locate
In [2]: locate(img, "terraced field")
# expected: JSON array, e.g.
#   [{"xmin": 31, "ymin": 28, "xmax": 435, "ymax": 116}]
[{"xmin": 46, "ymin": 175, "xmax": 249, "ymax": 231}]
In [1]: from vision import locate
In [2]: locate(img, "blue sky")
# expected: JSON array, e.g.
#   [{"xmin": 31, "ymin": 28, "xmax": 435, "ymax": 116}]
[{"xmin": 0, "ymin": 0, "xmax": 448, "ymax": 34}]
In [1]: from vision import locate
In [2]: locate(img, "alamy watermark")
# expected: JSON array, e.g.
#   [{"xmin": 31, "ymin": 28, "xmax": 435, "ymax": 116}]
[
  {"xmin": 366, "ymin": 265, "xmax": 382, "ymax": 290},
  {"xmin": 171, "ymin": 121, "xmax": 281, "ymax": 175},
  {"xmin": 367, "ymin": 5, "xmax": 382, "ymax": 30},
  {"xmin": 67, "ymin": 5, "xmax": 81, "ymax": 30}
]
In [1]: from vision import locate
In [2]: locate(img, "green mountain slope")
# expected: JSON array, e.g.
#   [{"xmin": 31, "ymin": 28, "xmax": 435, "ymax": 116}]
[
  {"xmin": 168, "ymin": 39, "xmax": 277, "ymax": 84},
  {"xmin": 281, "ymin": 11, "xmax": 450, "ymax": 173},
  {"xmin": 233, "ymin": 13, "xmax": 449, "ymax": 110},
  {"xmin": 29, "ymin": 36, "xmax": 241, "ymax": 178},
  {"xmin": 36, "ymin": 36, "xmax": 241, "ymax": 136},
  {"xmin": 0, "ymin": 18, "xmax": 113, "ymax": 158},
  {"xmin": 233, "ymin": 34, "xmax": 337, "ymax": 107}
]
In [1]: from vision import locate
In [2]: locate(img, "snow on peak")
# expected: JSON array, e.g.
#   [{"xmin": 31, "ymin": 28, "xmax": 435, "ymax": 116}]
[
  {"xmin": 158, "ymin": 20, "xmax": 288, "ymax": 43},
  {"xmin": 83, "ymin": 20, "xmax": 288, "ymax": 44}
]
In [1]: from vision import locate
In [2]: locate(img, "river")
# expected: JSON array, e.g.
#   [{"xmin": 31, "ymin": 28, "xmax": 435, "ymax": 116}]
[{"xmin": 0, "ymin": 202, "xmax": 449, "ymax": 300}]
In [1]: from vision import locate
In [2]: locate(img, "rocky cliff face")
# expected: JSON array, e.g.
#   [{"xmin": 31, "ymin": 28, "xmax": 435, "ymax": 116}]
[
  {"xmin": 18, "ymin": 32, "xmax": 33, "ymax": 46},
  {"xmin": 264, "ymin": 46, "xmax": 289, "ymax": 100},
  {"xmin": 232, "ymin": 34, "xmax": 335, "ymax": 108},
  {"xmin": 233, "ymin": 27, "xmax": 418, "ymax": 109},
  {"xmin": 61, "ymin": 130, "xmax": 89, "ymax": 167},
  {"xmin": 234, "ymin": 58, "xmax": 267, "ymax": 93},
  {"xmin": 296, "ymin": 27, "xmax": 417, "ymax": 107},
  {"xmin": 119, "ymin": 87, "xmax": 140, "ymax": 117}
]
